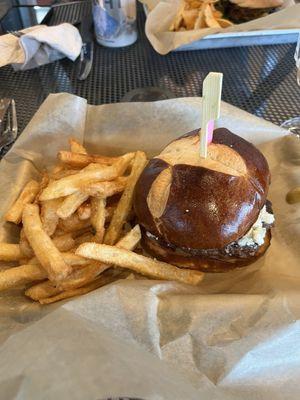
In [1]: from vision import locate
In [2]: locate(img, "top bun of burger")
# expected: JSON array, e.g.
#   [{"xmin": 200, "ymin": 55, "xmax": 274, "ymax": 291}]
[{"xmin": 133, "ymin": 128, "xmax": 274, "ymax": 272}]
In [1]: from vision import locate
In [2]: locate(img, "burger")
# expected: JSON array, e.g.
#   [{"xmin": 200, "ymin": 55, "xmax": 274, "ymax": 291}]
[
  {"xmin": 133, "ymin": 128, "xmax": 275, "ymax": 273},
  {"xmin": 217, "ymin": 0, "xmax": 282, "ymax": 24}
]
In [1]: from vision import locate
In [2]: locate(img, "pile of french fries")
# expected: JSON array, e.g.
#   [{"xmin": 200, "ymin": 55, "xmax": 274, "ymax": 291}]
[
  {"xmin": 170, "ymin": 0, "xmax": 233, "ymax": 31},
  {"xmin": 0, "ymin": 139, "xmax": 204, "ymax": 304}
]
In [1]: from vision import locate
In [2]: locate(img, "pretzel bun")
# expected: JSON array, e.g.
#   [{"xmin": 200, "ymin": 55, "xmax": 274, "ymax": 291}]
[{"xmin": 134, "ymin": 128, "xmax": 272, "ymax": 272}]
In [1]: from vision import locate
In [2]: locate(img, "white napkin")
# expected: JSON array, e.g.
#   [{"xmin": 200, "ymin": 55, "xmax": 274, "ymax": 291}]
[{"xmin": 0, "ymin": 23, "xmax": 82, "ymax": 71}]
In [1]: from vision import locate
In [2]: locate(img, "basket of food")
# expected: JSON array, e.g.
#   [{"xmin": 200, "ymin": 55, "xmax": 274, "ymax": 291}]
[{"xmin": 141, "ymin": 0, "xmax": 300, "ymax": 53}]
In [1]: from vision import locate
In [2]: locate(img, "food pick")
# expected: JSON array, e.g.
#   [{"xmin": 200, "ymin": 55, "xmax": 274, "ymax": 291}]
[{"xmin": 200, "ymin": 72, "xmax": 223, "ymax": 158}]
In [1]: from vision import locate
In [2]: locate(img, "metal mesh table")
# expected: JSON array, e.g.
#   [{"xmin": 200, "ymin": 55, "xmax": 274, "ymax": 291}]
[{"xmin": 0, "ymin": 1, "xmax": 299, "ymax": 147}]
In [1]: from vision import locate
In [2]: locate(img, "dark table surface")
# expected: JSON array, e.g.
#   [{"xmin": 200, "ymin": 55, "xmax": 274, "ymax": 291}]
[{"xmin": 0, "ymin": 0, "xmax": 299, "ymax": 150}]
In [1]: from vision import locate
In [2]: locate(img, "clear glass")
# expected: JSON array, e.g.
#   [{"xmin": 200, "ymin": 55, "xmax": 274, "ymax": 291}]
[
  {"xmin": 280, "ymin": 34, "xmax": 300, "ymax": 136},
  {"xmin": 93, "ymin": 0, "xmax": 137, "ymax": 48}
]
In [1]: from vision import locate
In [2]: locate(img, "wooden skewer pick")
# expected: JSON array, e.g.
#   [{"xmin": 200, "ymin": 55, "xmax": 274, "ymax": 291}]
[{"xmin": 199, "ymin": 72, "xmax": 223, "ymax": 158}]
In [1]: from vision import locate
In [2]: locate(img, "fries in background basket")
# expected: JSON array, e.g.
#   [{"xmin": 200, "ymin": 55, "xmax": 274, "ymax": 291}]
[
  {"xmin": 69, "ymin": 137, "xmax": 87, "ymax": 154},
  {"xmin": 169, "ymin": 0, "xmax": 233, "ymax": 31},
  {"xmin": 0, "ymin": 138, "xmax": 204, "ymax": 305}
]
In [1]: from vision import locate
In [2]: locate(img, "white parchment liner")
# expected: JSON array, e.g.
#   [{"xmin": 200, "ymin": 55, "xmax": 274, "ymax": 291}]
[
  {"xmin": 0, "ymin": 93, "xmax": 300, "ymax": 400},
  {"xmin": 141, "ymin": 0, "xmax": 300, "ymax": 54}
]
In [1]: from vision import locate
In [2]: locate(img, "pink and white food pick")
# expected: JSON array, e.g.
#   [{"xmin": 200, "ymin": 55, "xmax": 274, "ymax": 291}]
[{"xmin": 199, "ymin": 72, "xmax": 223, "ymax": 158}]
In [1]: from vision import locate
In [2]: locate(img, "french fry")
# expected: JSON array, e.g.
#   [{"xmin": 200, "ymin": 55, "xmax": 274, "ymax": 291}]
[
  {"xmin": 69, "ymin": 138, "xmax": 87, "ymax": 154},
  {"xmin": 0, "ymin": 251, "xmax": 91, "ymax": 292},
  {"xmin": 51, "ymin": 164, "xmax": 65, "ymax": 174},
  {"xmin": 60, "ymin": 253, "xmax": 90, "ymax": 266},
  {"xmin": 35, "ymin": 172, "xmax": 50, "ymax": 203},
  {"xmin": 19, "ymin": 229, "xmax": 34, "ymax": 258},
  {"xmin": 59, "ymin": 261, "xmax": 111, "ymax": 291},
  {"xmin": 203, "ymin": 4, "xmax": 221, "ymax": 27},
  {"xmin": 51, "ymin": 228, "xmax": 66, "ymax": 236},
  {"xmin": 38, "ymin": 269, "xmax": 130, "ymax": 304},
  {"xmin": 57, "ymin": 192, "xmax": 89, "ymax": 220},
  {"xmin": 0, "ymin": 243, "xmax": 23, "ymax": 261},
  {"xmin": 91, "ymin": 198, "xmax": 106, "ymax": 243},
  {"xmin": 170, "ymin": 0, "xmax": 232, "ymax": 31},
  {"xmin": 116, "ymin": 224, "xmax": 141, "ymax": 249},
  {"xmin": 182, "ymin": 9, "xmax": 198, "ymax": 29},
  {"xmin": 217, "ymin": 18, "xmax": 234, "ymax": 28},
  {"xmin": 5, "ymin": 180, "xmax": 40, "ymax": 224},
  {"xmin": 22, "ymin": 204, "xmax": 72, "ymax": 282},
  {"xmin": 66, "ymin": 205, "xmax": 113, "ymax": 231},
  {"xmin": 25, "ymin": 271, "xmax": 124, "ymax": 304},
  {"xmin": 19, "ymin": 257, "xmax": 30, "ymax": 265},
  {"xmin": 58, "ymin": 213, "xmax": 91, "ymax": 233},
  {"xmin": 170, "ymin": 1, "xmax": 185, "ymax": 30},
  {"xmin": 50, "ymin": 168, "xmax": 80, "ymax": 180},
  {"xmin": 74, "ymin": 232, "xmax": 95, "ymax": 246},
  {"xmin": 41, "ymin": 198, "xmax": 62, "ymax": 236},
  {"xmin": 0, "ymin": 264, "xmax": 47, "ymax": 291},
  {"xmin": 105, "ymin": 205, "xmax": 116, "ymax": 223},
  {"xmin": 5, "ymin": 253, "xmax": 90, "ymax": 291},
  {"xmin": 81, "ymin": 176, "xmax": 128, "ymax": 197},
  {"xmin": 212, "ymin": 9, "xmax": 222, "ymax": 19},
  {"xmin": 70, "ymin": 226, "xmax": 93, "ymax": 238},
  {"xmin": 58, "ymin": 151, "xmax": 119, "ymax": 168},
  {"xmin": 19, "ymin": 231, "xmax": 75, "ymax": 258},
  {"xmin": 104, "ymin": 151, "xmax": 147, "ymax": 245},
  {"xmin": 27, "ymin": 257, "xmax": 40, "ymax": 265},
  {"xmin": 186, "ymin": 0, "xmax": 202, "ymax": 8},
  {"xmin": 60, "ymin": 225, "xmax": 141, "ymax": 290},
  {"xmin": 194, "ymin": 8, "xmax": 205, "ymax": 29},
  {"xmin": 40, "ymin": 152, "xmax": 134, "ymax": 200},
  {"xmin": 50, "ymin": 233, "xmax": 76, "ymax": 252},
  {"xmin": 25, "ymin": 280, "xmax": 61, "ymax": 301},
  {"xmin": 76, "ymin": 243, "xmax": 204, "ymax": 286},
  {"xmin": 3, "ymin": 140, "xmax": 207, "ymax": 304},
  {"xmin": 28, "ymin": 252, "xmax": 90, "ymax": 267},
  {"xmin": 77, "ymin": 202, "xmax": 92, "ymax": 220}
]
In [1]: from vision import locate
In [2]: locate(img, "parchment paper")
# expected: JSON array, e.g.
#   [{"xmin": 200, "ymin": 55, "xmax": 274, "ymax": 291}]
[
  {"xmin": 1, "ymin": 93, "xmax": 300, "ymax": 400},
  {"xmin": 141, "ymin": 0, "xmax": 300, "ymax": 54}
]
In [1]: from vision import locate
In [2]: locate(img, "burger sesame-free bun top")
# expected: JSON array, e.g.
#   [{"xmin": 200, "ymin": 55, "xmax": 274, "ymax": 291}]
[{"xmin": 134, "ymin": 128, "xmax": 270, "ymax": 250}]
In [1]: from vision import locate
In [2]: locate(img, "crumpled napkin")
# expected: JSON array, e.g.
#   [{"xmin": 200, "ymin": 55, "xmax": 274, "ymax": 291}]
[{"xmin": 0, "ymin": 23, "xmax": 82, "ymax": 71}]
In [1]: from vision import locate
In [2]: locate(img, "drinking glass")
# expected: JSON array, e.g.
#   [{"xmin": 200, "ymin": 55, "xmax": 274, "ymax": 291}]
[{"xmin": 280, "ymin": 34, "xmax": 300, "ymax": 136}]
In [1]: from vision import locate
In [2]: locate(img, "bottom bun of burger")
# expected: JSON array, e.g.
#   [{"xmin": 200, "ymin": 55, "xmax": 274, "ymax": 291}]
[{"xmin": 142, "ymin": 228, "xmax": 271, "ymax": 273}]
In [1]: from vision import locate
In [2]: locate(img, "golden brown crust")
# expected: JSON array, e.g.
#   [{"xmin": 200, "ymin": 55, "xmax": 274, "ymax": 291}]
[
  {"xmin": 157, "ymin": 134, "xmax": 247, "ymax": 176},
  {"xmin": 147, "ymin": 167, "xmax": 172, "ymax": 219},
  {"xmin": 134, "ymin": 128, "xmax": 270, "ymax": 249}
]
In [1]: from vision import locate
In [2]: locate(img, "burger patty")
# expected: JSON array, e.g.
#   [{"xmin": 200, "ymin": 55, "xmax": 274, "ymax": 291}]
[{"xmin": 144, "ymin": 201, "xmax": 274, "ymax": 262}]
